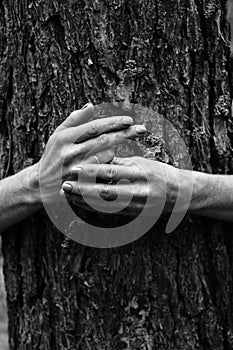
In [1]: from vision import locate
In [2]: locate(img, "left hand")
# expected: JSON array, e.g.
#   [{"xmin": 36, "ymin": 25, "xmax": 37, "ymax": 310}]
[
  {"xmin": 62, "ymin": 156, "xmax": 180, "ymax": 216},
  {"xmin": 39, "ymin": 102, "xmax": 146, "ymax": 204}
]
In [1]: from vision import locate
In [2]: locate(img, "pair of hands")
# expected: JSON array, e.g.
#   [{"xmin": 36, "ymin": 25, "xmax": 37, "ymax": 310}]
[{"xmin": 39, "ymin": 103, "xmax": 179, "ymax": 218}]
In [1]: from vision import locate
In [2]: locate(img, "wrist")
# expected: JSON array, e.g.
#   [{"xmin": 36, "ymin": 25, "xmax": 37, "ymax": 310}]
[
  {"xmin": 164, "ymin": 165, "xmax": 180, "ymax": 212},
  {"xmin": 178, "ymin": 169, "xmax": 210, "ymax": 214},
  {"xmin": 25, "ymin": 162, "xmax": 42, "ymax": 208},
  {"xmin": 164, "ymin": 167, "xmax": 196, "ymax": 214},
  {"xmin": 188, "ymin": 171, "xmax": 212, "ymax": 214}
]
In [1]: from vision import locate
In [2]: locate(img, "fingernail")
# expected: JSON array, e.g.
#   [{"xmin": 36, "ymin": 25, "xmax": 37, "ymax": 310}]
[
  {"xmin": 122, "ymin": 117, "xmax": 133, "ymax": 126},
  {"xmin": 72, "ymin": 167, "xmax": 83, "ymax": 174},
  {"xmin": 135, "ymin": 125, "xmax": 147, "ymax": 134},
  {"xmin": 62, "ymin": 183, "xmax": 73, "ymax": 193},
  {"xmin": 82, "ymin": 102, "xmax": 90, "ymax": 110}
]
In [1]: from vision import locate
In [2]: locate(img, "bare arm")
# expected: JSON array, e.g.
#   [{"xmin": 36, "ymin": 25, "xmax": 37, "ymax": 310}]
[
  {"xmin": 183, "ymin": 170, "xmax": 233, "ymax": 221},
  {"xmin": 63, "ymin": 157, "xmax": 233, "ymax": 226},
  {"xmin": 0, "ymin": 164, "xmax": 41, "ymax": 234},
  {"xmin": 0, "ymin": 104, "xmax": 146, "ymax": 234}
]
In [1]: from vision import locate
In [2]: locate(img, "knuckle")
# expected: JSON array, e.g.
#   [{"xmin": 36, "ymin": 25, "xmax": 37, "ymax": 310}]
[
  {"xmin": 112, "ymin": 121, "xmax": 120, "ymax": 130},
  {"xmin": 122, "ymin": 158, "xmax": 132, "ymax": 167},
  {"xmin": 98, "ymin": 133, "xmax": 108, "ymax": 145},
  {"xmin": 107, "ymin": 121, "xmax": 118, "ymax": 131},
  {"xmin": 69, "ymin": 111, "xmax": 76, "ymax": 119},
  {"xmin": 88, "ymin": 122, "xmax": 98, "ymax": 136},
  {"xmin": 105, "ymin": 165, "xmax": 116, "ymax": 180},
  {"xmin": 101, "ymin": 185, "xmax": 110, "ymax": 198},
  {"xmin": 124, "ymin": 128, "xmax": 133, "ymax": 138},
  {"xmin": 100, "ymin": 185, "xmax": 117, "ymax": 200},
  {"xmin": 113, "ymin": 156, "xmax": 123, "ymax": 165}
]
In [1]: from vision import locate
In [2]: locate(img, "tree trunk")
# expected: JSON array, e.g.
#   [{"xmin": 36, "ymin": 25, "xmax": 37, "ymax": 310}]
[{"xmin": 1, "ymin": 0, "xmax": 233, "ymax": 349}]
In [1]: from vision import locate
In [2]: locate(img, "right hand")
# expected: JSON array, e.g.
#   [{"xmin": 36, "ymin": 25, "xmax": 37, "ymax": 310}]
[{"xmin": 39, "ymin": 103, "xmax": 147, "ymax": 204}]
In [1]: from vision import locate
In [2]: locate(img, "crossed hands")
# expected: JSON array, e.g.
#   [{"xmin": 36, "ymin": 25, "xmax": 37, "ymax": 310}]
[{"xmin": 39, "ymin": 103, "xmax": 178, "ymax": 218}]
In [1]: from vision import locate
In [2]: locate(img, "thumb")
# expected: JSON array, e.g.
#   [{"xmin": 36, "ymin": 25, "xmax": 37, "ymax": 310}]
[{"xmin": 58, "ymin": 103, "xmax": 94, "ymax": 130}]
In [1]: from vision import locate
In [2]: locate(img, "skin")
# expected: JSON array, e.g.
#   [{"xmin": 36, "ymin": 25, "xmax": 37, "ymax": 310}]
[
  {"xmin": 1, "ymin": 102, "xmax": 233, "ymax": 234},
  {"xmin": 0, "ymin": 103, "xmax": 147, "ymax": 234},
  {"xmin": 63, "ymin": 156, "xmax": 233, "ymax": 223},
  {"xmin": 61, "ymin": 3, "xmax": 233, "ymax": 227}
]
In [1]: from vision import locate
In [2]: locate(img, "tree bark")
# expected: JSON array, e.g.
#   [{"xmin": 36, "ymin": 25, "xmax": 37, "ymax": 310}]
[{"xmin": 1, "ymin": 0, "xmax": 233, "ymax": 349}]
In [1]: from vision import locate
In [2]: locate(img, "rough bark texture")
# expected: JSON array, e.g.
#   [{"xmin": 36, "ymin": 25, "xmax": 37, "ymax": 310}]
[{"xmin": 1, "ymin": 0, "xmax": 233, "ymax": 349}]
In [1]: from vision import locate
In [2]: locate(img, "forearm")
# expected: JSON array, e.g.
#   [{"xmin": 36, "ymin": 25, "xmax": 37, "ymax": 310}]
[
  {"xmin": 181, "ymin": 170, "xmax": 233, "ymax": 221},
  {"xmin": 0, "ymin": 163, "xmax": 42, "ymax": 234}
]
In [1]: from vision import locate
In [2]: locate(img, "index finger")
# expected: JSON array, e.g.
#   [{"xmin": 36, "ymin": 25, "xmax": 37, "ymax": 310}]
[
  {"xmin": 56, "ymin": 103, "xmax": 94, "ymax": 131},
  {"xmin": 62, "ymin": 116, "xmax": 134, "ymax": 143}
]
